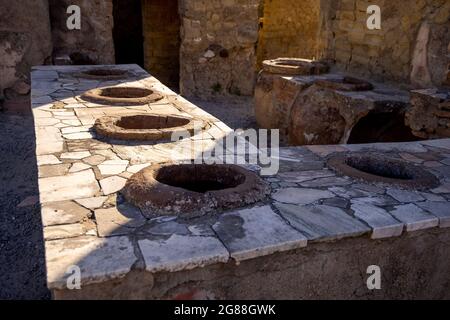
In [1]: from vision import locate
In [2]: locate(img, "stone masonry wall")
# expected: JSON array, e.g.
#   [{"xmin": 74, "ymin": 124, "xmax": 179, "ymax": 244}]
[
  {"xmin": 0, "ymin": 0, "xmax": 52, "ymax": 92},
  {"xmin": 49, "ymin": 0, "xmax": 115, "ymax": 64},
  {"xmin": 179, "ymin": 0, "xmax": 260, "ymax": 99},
  {"xmin": 53, "ymin": 229, "xmax": 450, "ymax": 299},
  {"xmin": 320, "ymin": 0, "xmax": 450, "ymax": 87},
  {"xmin": 142, "ymin": 0, "xmax": 181, "ymax": 88},
  {"xmin": 256, "ymin": 0, "xmax": 321, "ymax": 67}
]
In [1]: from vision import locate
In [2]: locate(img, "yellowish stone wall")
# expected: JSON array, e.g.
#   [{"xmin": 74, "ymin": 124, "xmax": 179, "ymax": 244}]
[
  {"xmin": 257, "ymin": 0, "xmax": 321, "ymax": 67},
  {"xmin": 320, "ymin": 0, "xmax": 450, "ymax": 86},
  {"xmin": 179, "ymin": 0, "xmax": 260, "ymax": 98},
  {"xmin": 142, "ymin": 0, "xmax": 181, "ymax": 88}
]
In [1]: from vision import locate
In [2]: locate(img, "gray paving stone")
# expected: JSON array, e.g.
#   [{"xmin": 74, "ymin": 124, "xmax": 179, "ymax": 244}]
[
  {"xmin": 431, "ymin": 182, "xmax": 450, "ymax": 194},
  {"xmin": 346, "ymin": 141, "xmax": 427, "ymax": 153},
  {"xmin": 416, "ymin": 201, "xmax": 450, "ymax": 228},
  {"xmin": 419, "ymin": 192, "xmax": 446, "ymax": 202},
  {"xmin": 321, "ymin": 198, "xmax": 349, "ymax": 209},
  {"xmin": 351, "ymin": 196, "xmax": 398, "ymax": 207},
  {"xmin": 328, "ymin": 186, "xmax": 373, "ymax": 199},
  {"xmin": 213, "ymin": 206, "xmax": 307, "ymax": 261},
  {"xmin": 187, "ymin": 224, "xmax": 216, "ymax": 237},
  {"xmin": 138, "ymin": 235, "xmax": 229, "ymax": 273},
  {"xmin": 352, "ymin": 183, "xmax": 385, "ymax": 195},
  {"xmin": 277, "ymin": 170, "xmax": 335, "ymax": 183},
  {"xmin": 95, "ymin": 204, "xmax": 146, "ymax": 237},
  {"xmin": 306, "ymin": 145, "xmax": 349, "ymax": 157},
  {"xmin": 386, "ymin": 188, "xmax": 425, "ymax": 203},
  {"xmin": 351, "ymin": 203, "xmax": 404, "ymax": 239},
  {"xmin": 145, "ymin": 221, "xmax": 190, "ymax": 236},
  {"xmin": 389, "ymin": 204, "xmax": 439, "ymax": 232},
  {"xmin": 300, "ymin": 177, "xmax": 352, "ymax": 188},
  {"xmin": 421, "ymin": 139, "xmax": 450, "ymax": 150},
  {"xmin": 46, "ymin": 236, "xmax": 137, "ymax": 289},
  {"xmin": 275, "ymin": 203, "xmax": 370, "ymax": 241},
  {"xmin": 272, "ymin": 188, "xmax": 334, "ymax": 205},
  {"xmin": 399, "ymin": 153, "xmax": 424, "ymax": 164}
]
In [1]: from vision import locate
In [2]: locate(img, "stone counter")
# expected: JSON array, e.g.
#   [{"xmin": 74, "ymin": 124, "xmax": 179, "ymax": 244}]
[
  {"xmin": 32, "ymin": 65, "xmax": 450, "ymax": 299},
  {"xmin": 255, "ymin": 70, "xmax": 411, "ymax": 145}
]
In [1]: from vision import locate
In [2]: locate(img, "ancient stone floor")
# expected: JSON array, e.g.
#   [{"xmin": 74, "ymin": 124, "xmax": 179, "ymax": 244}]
[{"xmin": 28, "ymin": 65, "xmax": 450, "ymax": 298}]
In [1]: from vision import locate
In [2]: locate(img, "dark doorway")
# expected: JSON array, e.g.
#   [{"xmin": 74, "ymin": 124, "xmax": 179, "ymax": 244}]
[
  {"xmin": 113, "ymin": 0, "xmax": 144, "ymax": 67},
  {"xmin": 347, "ymin": 112, "xmax": 421, "ymax": 144},
  {"xmin": 141, "ymin": 0, "xmax": 181, "ymax": 90}
]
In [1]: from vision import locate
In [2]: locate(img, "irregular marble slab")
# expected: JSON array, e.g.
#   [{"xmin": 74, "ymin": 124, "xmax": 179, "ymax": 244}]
[
  {"xmin": 351, "ymin": 203, "xmax": 404, "ymax": 239},
  {"xmin": 328, "ymin": 186, "xmax": 373, "ymax": 199},
  {"xmin": 416, "ymin": 201, "xmax": 450, "ymax": 228},
  {"xmin": 75, "ymin": 196, "xmax": 108, "ymax": 210},
  {"xmin": 386, "ymin": 189, "xmax": 425, "ymax": 203},
  {"xmin": 60, "ymin": 151, "xmax": 91, "ymax": 160},
  {"xmin": 39, "ymin": 170, "xmax": 100, "ymax": 203},
  {"xmin": 277, "ymin": 170, "xmax": 335, "ymax": 183},
  {"xmin": 44, "ymin": 224, "xmax": 85, "ymax": 241},
  {"xmin": 272, "ymin": 188, "xmax": 334, "ymax": 205},
  {"xmin": 99, "ymin": 176, "xmax": 127, "ymax": 195},
  {"xmin": 300, "ymin": 177, "xmax": 352, "ymax": 188},
  {"xmin": 42, "ymin": 201, "xmax": 90, "ymax": 227},
  {"xmin": 389, "ymin": 204, "xmax": 439, "ymax": 232},
  {"xmin": 213, "ymin": 206, "xmax": 307, "ymax": 261},
  {"xmin": 144, "ymin": 221, "xmax": 190, "ymax": 236},
  {"xmin": 345, "ymin": 141, "xmax": 427, "ymax": 153},
  {"xmin": 275, "ymin": 203, "xmax": 370, "ymax": 241},
  {"xmin": 46, "ymin": 236, "xmax": 137, "ymax": 289},
  {"xmin": 98, "ymin": 160, "xmax": 129, "ymax": 176},
  {"xmin": 95, "ymin": 204, "xmax": 146, "ymax": 237},
  {"xmin": 37, "ymin": 155, "xmax": 61, "ymax": 166},
  {"xmin": 421, "ymin": 139, "xmax": 450, "ymax": 150},
  {"xmin": 351, "ymin": 196, "xmax": 398, "ymax": 207},
  {"xmin": 138, "ymin": 235, "xmax": 229, "ymax": 273}
]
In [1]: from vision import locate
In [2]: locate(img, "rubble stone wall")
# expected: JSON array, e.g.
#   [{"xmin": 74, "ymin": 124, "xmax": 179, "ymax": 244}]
[
  {"xmin": 52, "ymin": 229, "xmax": 450, "ymax": 299},
  {"xmin": 142, "ymin": 0, "xmax": 181, "ymax": 88},
  {"xmin": 179, "ymin": 0, "xmax": 260, "ymax": 98},
  {"xmin": 320, "ymin": 0, "xmax": 450, "ymax": 87},
  {"xmin": 256, "ymin": 0, "xmax": 321, "ymax": 67},
  {"xmin": 0, "ymin": 0, "xmax": 52, "ymax": 91},
  {"xmin": 48, "ymin": 0, "xmax": 115, "ymax": 64}
]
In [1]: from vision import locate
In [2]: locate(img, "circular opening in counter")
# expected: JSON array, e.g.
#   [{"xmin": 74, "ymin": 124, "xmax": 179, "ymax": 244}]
[
  {"xmin": 76, "ymin": 68, "xmax": 129, "ymax": 80},
  {"xmin": 262, "ymin": 58, "xmax": 329, "ymax": 75},
  {"xmin": 81, "ymin": 87, "xmax": 163, "ymax": 106},
  {"xmin": 327, "ymin": 153, "xmax": 439, "ymax": 189},
  {"xmin": 121, "ymin": 164, "xmax": 270, "ymax": 218},
  {"xmin": 94, "ymin": 114, "xmax": 200, "ymax": 141}
]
